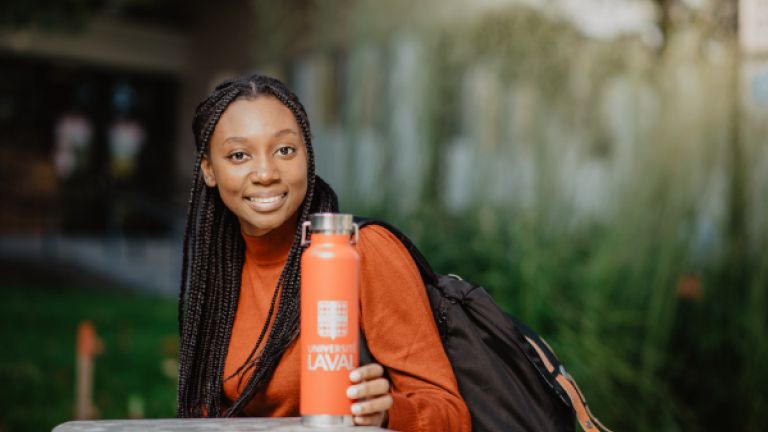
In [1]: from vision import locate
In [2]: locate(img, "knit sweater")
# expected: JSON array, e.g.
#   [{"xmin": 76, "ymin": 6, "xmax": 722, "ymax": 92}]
[{"xmin": 222, "ymin": 219, "xmax": 471, "ymax": 431}]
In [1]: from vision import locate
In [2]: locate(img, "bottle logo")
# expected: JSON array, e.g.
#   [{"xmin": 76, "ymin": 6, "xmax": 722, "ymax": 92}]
[{"xmin": 317, "ymin": 300, "xmax": 348, "ymax": 340}]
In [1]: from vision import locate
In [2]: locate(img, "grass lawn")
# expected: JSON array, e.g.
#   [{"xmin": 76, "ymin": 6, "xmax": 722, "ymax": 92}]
[{"xmin": 0, "ymin": 261, "xmax": 179, "ymax": 432}]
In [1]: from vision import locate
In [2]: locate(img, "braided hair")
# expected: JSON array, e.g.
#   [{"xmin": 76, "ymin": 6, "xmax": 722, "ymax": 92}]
[{"xmin": 177, "ymin": 74, "xmax": 339, "ymax": 417}]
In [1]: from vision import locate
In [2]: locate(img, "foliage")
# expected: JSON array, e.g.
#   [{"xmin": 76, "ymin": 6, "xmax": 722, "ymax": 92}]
[
  {"xmin": 350, "ymin": 196, "xmax": 767, "ymax": 432},
  {"xmin": 342, "ymin": 8, "xmax": 766, "ymax": 431}
]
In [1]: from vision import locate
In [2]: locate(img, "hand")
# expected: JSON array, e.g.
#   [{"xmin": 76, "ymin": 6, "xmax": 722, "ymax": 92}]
[{"xmin": 347, "ymin": 363, "xmax": 393, "ymax": 427}]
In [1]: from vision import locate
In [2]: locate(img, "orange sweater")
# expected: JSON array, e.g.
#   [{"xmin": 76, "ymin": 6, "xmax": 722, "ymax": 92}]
[{"xmin": 222, "ymin": 220, "xmax": 471, "ymax": 432}]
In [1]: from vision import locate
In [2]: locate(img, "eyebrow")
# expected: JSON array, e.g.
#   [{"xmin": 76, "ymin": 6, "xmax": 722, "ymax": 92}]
[
  {"xmin": 274, "ymin": 128, "xmax": 299, "ymax": 137},
  {"xmin": 221, "ymin": 136, "xmax": 247, "ymax": 146},
  {"xmin": 220, "ymin": 129, "xmax": 299, "ymax": 146}
]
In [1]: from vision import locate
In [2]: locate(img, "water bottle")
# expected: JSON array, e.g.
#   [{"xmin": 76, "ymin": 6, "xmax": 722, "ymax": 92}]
[{"xmin": 300, "ymin": 213, "xmax": 360, "ymax": 427}]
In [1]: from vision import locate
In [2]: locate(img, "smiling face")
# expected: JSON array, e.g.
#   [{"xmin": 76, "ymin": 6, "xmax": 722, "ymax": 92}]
[{"xmin": 201, "ymin": 96, "xmax": 308, "ymax": 237}]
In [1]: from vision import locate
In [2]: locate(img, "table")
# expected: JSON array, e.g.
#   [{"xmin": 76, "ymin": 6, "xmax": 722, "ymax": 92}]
[{"xmin": 53, "ymin": 418, "xmax": 391, "ymax": 431}]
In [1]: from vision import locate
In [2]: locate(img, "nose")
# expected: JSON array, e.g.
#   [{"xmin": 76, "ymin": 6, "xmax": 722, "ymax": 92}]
[{"xmin": 248, "ymin": 156, "xmax": 279, "ymax": 184}]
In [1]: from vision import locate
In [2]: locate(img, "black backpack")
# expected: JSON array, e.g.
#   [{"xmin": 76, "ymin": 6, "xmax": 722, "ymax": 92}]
[{"xmin": 356, "ymin": 218, "xmax": 610, "ymax": 432}]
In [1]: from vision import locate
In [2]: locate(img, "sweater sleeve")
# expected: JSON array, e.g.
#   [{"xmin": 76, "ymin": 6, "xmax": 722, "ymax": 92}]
[{"xmin": 357, "ymin": 225, "xmax": 471, "ymax": 432}]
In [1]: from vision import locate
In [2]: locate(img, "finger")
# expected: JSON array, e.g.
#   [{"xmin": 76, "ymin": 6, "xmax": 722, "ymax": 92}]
[
  {"xmin": 347, "ymin": 378, "xmax": 390, "ymax": 399},
  {"xmin": 351, "ymin": 394, "xmax": 393, "ymax": 416},
  {"xmin": 349, "ymin": 363, "xmax": 385, "ymax": 383}
]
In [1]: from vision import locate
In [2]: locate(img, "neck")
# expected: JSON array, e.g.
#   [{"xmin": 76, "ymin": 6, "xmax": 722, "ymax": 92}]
[{"xmin": 241, "ymin": 213, "xmax": 299, "ymax": 265}]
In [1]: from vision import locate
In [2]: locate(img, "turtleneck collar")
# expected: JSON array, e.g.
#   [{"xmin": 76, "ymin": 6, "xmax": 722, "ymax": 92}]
[{"xmin": 241, "ymin": 213, "xmax": 299, "ymax": 266}]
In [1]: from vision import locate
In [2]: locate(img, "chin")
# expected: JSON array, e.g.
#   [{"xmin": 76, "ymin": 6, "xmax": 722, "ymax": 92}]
[{"xmin": 242, "ymin": 216, "xmax": 284, "ymax": 236}]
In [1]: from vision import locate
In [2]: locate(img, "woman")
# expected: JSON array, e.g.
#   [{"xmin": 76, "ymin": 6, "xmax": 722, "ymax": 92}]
[{"xmin": 177, "ymin": 74, "xmax": 470, "ymax": 431}]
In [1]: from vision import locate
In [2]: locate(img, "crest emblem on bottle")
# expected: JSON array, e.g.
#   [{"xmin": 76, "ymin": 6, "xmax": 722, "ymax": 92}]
[{"xmin": 317, "ymin": 300, "xmax": 348, "ymax": 340}]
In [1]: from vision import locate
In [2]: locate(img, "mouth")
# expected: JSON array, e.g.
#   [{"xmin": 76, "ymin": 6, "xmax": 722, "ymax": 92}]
[{"xmin": 244, "ymin": 192, "xmax": 288, "ymax": 212}]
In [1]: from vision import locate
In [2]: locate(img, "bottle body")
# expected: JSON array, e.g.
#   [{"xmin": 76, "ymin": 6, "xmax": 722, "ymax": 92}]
[{"xmin": 300, "ymin": 214, "xmax": 360, "ymax": 426}]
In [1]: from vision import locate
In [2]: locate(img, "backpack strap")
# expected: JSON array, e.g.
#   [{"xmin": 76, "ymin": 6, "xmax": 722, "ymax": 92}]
[{"xmin": 524, "ymin": 335, "xmax": 613, "ymax": 432}]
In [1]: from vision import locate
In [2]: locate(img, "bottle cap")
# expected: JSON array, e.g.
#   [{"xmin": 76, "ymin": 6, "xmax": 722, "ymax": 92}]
[{"xmin": 308, "ymin": 213, "xmax": 355, "ymax": 234}]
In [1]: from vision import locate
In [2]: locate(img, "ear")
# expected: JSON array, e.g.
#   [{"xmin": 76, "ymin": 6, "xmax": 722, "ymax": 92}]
[{"xmin": 200, "ymin": 156, "xmax": 217, "ymax": 187}]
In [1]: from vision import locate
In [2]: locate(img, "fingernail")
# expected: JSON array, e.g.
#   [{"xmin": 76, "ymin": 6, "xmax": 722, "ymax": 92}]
[
  {"xmin": 349, "ymin": 370, "xmax": 361, "ymax": 382},
  {"xmin": 346, "ymin": 386, "xmax": 358, "ymax": 398},
  {"xmin": 351, "ymin": 403, "xmax": 362, "ymax": 415}
]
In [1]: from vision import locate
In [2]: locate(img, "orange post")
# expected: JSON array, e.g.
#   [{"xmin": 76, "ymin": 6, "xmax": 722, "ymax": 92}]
[{"xmin": 75, "ymin": 321, "xmax": 101, "ymax": 419}]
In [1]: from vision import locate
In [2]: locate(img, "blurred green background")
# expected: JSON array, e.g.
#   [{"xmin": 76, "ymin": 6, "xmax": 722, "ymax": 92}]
[
  {"xmin": 0, "ymin": 262, "xmax": 178, "ymax": 432},
  {"xmin": 1, "ymin": 1, "xmax": 767, "ymax": 431}
]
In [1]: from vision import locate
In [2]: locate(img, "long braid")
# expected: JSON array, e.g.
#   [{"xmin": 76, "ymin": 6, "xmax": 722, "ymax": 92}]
[
  {"xmin": 176, "ymin": 168, "xmax": 202, "ymax": 413},
  {"xmin": 190, "ymin": 190, "xmax": 216, "ymax": 414},
  {"xmin": 178, "ymin": 85, "xmax": 243, "ymax": 416},
  {"xmin": 202, "ymin": 203, "xmax": 227, "ymax": 412},
  {"xmin": 210, "ymin": 211, "xmax": 243, "ymax": 414},
  {"xmin": 178, "ymin": 74, "xmax": 339, "ymax": 418},
  {"xmin": 178, "ymin": 187, "xmax": 211, "ymax": 416}
]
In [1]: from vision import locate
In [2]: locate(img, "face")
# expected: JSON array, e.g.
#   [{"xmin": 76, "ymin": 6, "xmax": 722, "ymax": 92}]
[{"xmin": 201, "ymin": 96, "xmax": 308, "ymax": 237}]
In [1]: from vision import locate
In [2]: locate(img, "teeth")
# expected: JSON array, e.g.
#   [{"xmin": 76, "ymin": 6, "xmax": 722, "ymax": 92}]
[{"xmin": 248, "ymin": 195, "xmax": 282, "ymax": 204}]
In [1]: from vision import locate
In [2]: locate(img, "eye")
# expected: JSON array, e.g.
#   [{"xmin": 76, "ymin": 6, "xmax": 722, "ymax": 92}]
[
  {"xmin": 229, "ymin": 151, "xmax": 247, "ymax": 162},
  {"xmin": 276, "ymin": 146, "xmax": 296, "ymax": 157}
]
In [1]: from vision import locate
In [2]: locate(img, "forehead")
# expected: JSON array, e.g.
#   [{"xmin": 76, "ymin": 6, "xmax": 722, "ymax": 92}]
[{"xmin": 212, "ymin": 96, "xmax": 301, "ymax": 140}]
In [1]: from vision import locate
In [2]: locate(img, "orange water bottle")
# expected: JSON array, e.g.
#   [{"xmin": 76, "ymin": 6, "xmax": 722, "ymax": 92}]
[{"xmin": 300, "ymin": 213, "xmax": 360, "ymax": 427}]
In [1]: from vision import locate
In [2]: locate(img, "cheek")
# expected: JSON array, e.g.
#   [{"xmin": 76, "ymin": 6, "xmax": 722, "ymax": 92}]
[
  {"xmin": 290, "ymin": 171, "xmax": 308, "ymax": 198},
  {"xmin": 214, "ymin": 166, "xmax": 247, "ymax": 191}
]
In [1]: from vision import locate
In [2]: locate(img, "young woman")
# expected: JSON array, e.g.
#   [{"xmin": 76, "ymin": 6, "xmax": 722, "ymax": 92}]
[{"xmin": 177, "ymin": 74, "xmax": 470, "ymax": 431}]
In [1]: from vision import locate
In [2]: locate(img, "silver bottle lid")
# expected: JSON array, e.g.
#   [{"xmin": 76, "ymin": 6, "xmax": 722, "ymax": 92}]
[
  {"xmin": 301, "ymin": 213, "xmax": 359, "ymax": 246},
  {"xmin": 308, "ymin": 213, "xmax": 355, "ymax": 234}
]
